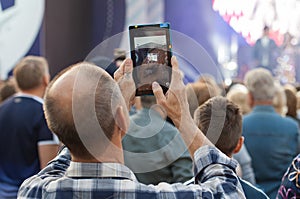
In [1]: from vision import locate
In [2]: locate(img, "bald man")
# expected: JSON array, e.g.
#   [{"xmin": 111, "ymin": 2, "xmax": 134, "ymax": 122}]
[{"xmin": 18, "ymin": 58, "xmax": 245, "ymax": 198}]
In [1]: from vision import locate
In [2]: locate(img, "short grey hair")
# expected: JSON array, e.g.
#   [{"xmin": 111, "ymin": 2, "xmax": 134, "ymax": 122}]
[
  {"xmin": 244, "ymin": 68, "xmax": 275, "ymax": 101},
  {"xmin": 13, "ymin": 56, "xmax": 49, "ymax": 91}
]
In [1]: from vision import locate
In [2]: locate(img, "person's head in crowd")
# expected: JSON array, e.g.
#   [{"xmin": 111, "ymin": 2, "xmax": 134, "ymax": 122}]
[
  {"xmin": 284, "ymin": 84, "xmax": 297, "ymax": 95},
  {"xmin": 226, "ymin": 84, "xmax": 251, "ymax": 115},
  {"xmin": 193, "ymin": 96, "xmax": 243, "ymax": 157},
  {"xmin": 139, "ymin": 95, "xmax": 166, "ymax": 118},
  {"xmin": 13, "ymin": 56, "xmax": 50, "ymax": 98},
  {"xmin": 226, "ymin": 79, "xmax": 244, "ymax": 93},
  {"xmin": 244, "ymin": 68, "xmax": 276, "ymax": 107},
  {"xmin": 44, "ymin": 62, "xmax": 129, "ymax": 162},
  {"xmin": 0, "ymin": 78, "xmax": 17, "ymax": 103},
  {"xmin": 273, "ymin": 83, "xmax": 287, "ymax": 116},
  {"xmin": 284, "ymin": 88, "xmax": 298, "ymax": 119},
  {"xmin": 140, "ymin": 95, "xmax": 156, "ymax": 109},
  {"xmin": 296, "ymin": 91, "xmax": 300, "ymax": 114},
  {"xmin": 186, "ymin": 82, "xmax": 217, "ymax": 117},
  {"xmin": 197, "ymin": 74, "xmax": 222, "ymax": 96}
]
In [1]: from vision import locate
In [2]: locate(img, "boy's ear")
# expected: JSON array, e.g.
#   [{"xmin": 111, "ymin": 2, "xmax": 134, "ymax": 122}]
[{"xmin": 233, "ymin": 136, "xmax": 244, "ymax": 154}]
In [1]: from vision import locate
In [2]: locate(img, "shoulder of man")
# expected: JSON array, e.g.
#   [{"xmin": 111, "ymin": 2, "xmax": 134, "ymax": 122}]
[{"xmin": 238, "ymin": 178, "xmax": 269, "ymax": 199}]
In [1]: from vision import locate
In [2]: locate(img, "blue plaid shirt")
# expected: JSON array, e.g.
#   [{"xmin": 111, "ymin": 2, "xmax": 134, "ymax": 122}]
[{"xmin": 18, "ymin": 146, "xmax": 245, "ymax": 199}]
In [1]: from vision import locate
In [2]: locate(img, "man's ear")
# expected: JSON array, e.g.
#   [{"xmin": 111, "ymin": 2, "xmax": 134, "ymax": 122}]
[
  {"xmin": 43, "ymin": 74, "xmax": 50, "ymax": 86},
  {"xmin": 114, "ymin": 105, "xmax": 128, "ymax": 137},
  {"xmin": 233, "ymin": 136, "xmax": 244, "ymax": 154},
  {"xmin": 248, "ymin": 92, "xmax": 254, "ymax": 108}
]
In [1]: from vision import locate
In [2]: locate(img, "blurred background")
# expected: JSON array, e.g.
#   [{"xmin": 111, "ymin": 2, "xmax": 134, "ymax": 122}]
[{"xmin": 1, "ymin": 0, "xmax": 300, "ymax": 85}]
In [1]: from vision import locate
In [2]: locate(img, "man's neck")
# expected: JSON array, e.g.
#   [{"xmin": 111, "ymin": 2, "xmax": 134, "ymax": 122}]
[
  {"xmin": 253, "ymin": 100, "xmax": 273, "ymax": 106},
  {"xmin": 72, "ymin": 139, "xmax": 125, "ymax": 164},
  {"xmin": 21, "ymin": 87, "xmax": 44, "ymax": 98}
]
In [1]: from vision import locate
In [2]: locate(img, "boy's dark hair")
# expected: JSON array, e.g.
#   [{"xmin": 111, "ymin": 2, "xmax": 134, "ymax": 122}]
[{"xmin": 194, "ymin": 96, "xmax": 242, "ymax": 155}]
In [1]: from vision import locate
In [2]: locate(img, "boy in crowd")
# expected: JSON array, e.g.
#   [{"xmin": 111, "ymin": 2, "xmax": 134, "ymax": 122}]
[{"xmin": 192, "ymin": 96, "xmax": 269, "ymax": 199}]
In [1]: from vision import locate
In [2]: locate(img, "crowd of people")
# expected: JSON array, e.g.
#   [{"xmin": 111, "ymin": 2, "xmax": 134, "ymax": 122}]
[{"xmin": 1, "ymin": 33, "xmax": 300, "ymax": 199}]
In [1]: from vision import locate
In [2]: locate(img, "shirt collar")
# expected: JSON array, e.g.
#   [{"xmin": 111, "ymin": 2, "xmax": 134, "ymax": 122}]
[
  {"xmin": 252, "ymin": 105, "xmax": 276, "ymax": 113},
  {"xmin": 66, "ymin": 162, "xmax": 138, "ymax": 182},
  {"xmin": 14, "ymin": 92, "xmax": 44, "ymax": 104}
]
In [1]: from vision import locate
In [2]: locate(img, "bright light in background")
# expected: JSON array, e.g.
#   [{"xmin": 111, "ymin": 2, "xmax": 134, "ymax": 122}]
[
  {"xmin": 213, "ymin": 0, "xmax": 300, "ymax": 45},
  {"xmin": 225, "ymin": 61, "xmax": 238, "ymax": 71},
  {"xmin": 224, "ymin": 78, "xmax": 232, "ymax": 86},
  {"xmin": 217, "ymin": 44, "xmax": 227, "ymax": 64},
  {"xmin": 213, "ymin": 34, "xmax": 238, "ymax": 85}
]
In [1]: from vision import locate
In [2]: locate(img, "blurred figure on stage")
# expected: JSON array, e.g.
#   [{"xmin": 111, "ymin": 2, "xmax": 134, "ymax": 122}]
[{"xmin": 253, "ymin": 26, "xmax": 279, "ymax": 74}]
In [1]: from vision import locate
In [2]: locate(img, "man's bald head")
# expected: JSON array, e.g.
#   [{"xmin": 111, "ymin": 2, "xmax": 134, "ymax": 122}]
[{"xmin": 44, "ymin": 62, "xmax": 127, "ymax": 159}]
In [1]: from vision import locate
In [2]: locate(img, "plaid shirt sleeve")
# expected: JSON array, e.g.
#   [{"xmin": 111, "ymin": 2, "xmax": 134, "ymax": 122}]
[
  {"xmin": 17, "ymin": 147, "xmax": 71, "ymax": 199},
  {"xmin": 18, "ymin": 145, "xmax": 245, "ymax": 199},
  {"xmin": 193, "ymin": 146, "xmax": 245, "ymax": 198},
  {"xmin": 148, "ymin": 146, "xmax": 245, "ymax": 199}
]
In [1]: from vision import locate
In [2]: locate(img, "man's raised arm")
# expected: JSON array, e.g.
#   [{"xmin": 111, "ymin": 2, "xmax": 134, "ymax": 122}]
[{"xmin": 151, "ymin": 56, "xmax": 212, "ymax": 157}]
